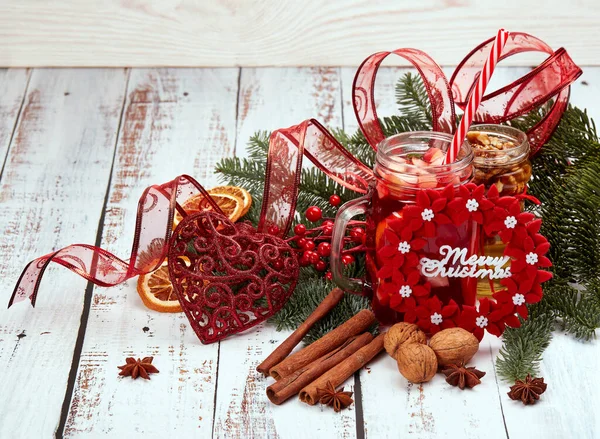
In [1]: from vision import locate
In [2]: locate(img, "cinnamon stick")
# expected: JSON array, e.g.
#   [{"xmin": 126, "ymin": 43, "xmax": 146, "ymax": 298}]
[
  {"xmin": 269, "ymin": 309, "xmax": 375, "ymax": 380},
  {"xmin": 299, "ymin": 333, "xmax": 385, "ymax": 406},
  {"xmin": 266, "ymin": 332, "xmax": 373, "ymax": 405},
  {"xmin": 257, "ymin": 287, "xmax": 345, "ymax": 376}
]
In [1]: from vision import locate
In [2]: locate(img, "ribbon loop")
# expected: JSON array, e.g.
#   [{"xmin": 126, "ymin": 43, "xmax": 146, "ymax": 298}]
[
  {"xmin": 451, "ymin": 32, "xmax": 582, "ymax": 154},
  {"xmin": 258, "ymin": 118, "xmax": 374, "ymax": 237},
  {"xmin": 352, "ymin": 48, "xmax": 457, "ymax": 148},
  {"xmin": 10, "ymin": 175, "xmax": 222, "ymax": 307}
]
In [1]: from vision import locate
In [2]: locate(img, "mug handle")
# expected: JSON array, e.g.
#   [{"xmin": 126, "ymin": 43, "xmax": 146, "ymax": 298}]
[{"xmin": 330, "ymin": 196, "xmax": 370, "ymax": 293}]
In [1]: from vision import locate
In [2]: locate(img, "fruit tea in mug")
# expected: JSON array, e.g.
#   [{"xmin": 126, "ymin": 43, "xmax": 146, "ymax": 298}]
[
  {"xmin": 330, "ymin": 132, "xmax": 477, "ymax": 325},
  {"xmin": 467, "ymin": 125, "xmax": 532, "ymax": 297}
]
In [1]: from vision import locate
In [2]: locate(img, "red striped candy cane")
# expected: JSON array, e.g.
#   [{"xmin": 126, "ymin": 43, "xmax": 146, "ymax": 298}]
[{"xmin": 446, "ymin": 29, "xmax": 510, "ymax": 163}]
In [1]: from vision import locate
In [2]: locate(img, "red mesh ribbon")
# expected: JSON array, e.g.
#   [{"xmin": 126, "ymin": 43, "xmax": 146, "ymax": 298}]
[
  {"xmin": 450, "ymin": 32, "xmax": 582, "ymax": 155},
  {"xmin": 9, "ymin": 119, "xmax": 376, "ymax": 308},
  {"xmin": 9, "ymin": 175, "xmax": 222, "ymax": 307},
  {"xmin": 260, "ymin": 52, "xmax": 455, "ymax": 236},
  {"xmin": 258, "ymin": 118, "xmax": 374, "ymax": 236},
  {"xmin": 353, "ymin": 48, "xmax": 457, "ymax": 147}
]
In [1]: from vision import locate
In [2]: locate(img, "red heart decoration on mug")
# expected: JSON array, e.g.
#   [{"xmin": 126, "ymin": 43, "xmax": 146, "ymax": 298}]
[{"xmin": 168, "ymin": 210, "xmax": 299, "ymax": 344}]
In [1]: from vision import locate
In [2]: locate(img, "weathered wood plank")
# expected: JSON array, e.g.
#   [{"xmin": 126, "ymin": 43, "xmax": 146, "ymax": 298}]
[
  {"xmin": 0, "ymin": 1, "xmax": 598, "ymax": 67},
  {"xmin": 236, "ymin": 67, "xmax": 342, "ymax": 143},
  {"xmin": 0, "ymin": 68, "xmax": 29, "ymax": 165},
  {"xmin": 0, "ymin": 68, "xmax": 128, "ymax": 438},
  {"xmin": 62, "ymin": 68, "xmax": 239, "ymax": 437},
  {"xmin": 211, "ymin": 67, "xmax": 357, "ymax": 439}
]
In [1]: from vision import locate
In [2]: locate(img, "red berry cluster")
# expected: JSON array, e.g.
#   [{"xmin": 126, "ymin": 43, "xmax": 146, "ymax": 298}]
[{"xmin": 288, "ymin": 195, "xmax": 365, "ymax": 279}]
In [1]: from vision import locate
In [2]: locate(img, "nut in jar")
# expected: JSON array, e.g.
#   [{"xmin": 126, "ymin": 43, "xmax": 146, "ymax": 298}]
[
  {"xmin": 467, "ymin": 125, "xmax": 532, "ymax": 298},
  {"xmin": 467, "ymin": 125, "xmax": 531, "ymax": 196}
]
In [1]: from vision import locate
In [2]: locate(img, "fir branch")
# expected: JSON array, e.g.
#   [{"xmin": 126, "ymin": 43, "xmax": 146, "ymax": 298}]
[
  {"xmin": 246, "ymin": 131, "xmax": 270, "ymax": 162},
  {"xmin": 544, "ymin": 284, "xmax": 600, "ymax": 341},
  {"xmin": 496, "ymin": 301, "xmax": 554, "ymax": 382},
  {"xmin": 215, "ymin": 157, "xmax": 266, "ymax": 194},
  {"xmin": 498, "ymin": 101, "xmax": 600, "ymax": 378},
  {"xmin": 395, "ymin": 72, "xmax": 433, "ymax": 128}
]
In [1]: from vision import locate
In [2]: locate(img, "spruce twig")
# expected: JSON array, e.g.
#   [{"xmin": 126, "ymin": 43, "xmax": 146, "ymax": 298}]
[{"xmin": 395, "ymin": 72, "xmax": 434, "ymax": 128}]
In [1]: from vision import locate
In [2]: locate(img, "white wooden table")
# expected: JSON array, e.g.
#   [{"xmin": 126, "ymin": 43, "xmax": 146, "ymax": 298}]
[{"xmin": 0, "ymin": 66, "xmax": 599, "ymax": 439}]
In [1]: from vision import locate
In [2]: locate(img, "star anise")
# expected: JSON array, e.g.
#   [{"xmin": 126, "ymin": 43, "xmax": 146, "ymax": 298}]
[
  {"xmin": 118, "ymin": 356, "xmax": 159, "ymax": 380},
  {"xmin": 508, "ymin": 374, "xmax": 547, "ymax": 405},
  {"xmin": 441, "ymin": 363, "xmax": 486, "ymax": 389},
  {"xmin": 318, "ymin": 381, "xmax": 354, "ymax": 412}
]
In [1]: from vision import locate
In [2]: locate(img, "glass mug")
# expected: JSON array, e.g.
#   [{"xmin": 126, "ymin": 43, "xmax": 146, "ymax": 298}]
[
  {"xmin": 468, "ymin": 125, "xmax": 532, "ymax": 297},
  {"xmin": 330, "ymin": 132, "xmax": 477, "ymax": 325}
]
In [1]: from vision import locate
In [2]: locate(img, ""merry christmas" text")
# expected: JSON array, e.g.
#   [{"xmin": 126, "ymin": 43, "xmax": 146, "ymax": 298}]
[{"xmin": 419, "ymin": 245, "xmax": 511, "ymax": 279}]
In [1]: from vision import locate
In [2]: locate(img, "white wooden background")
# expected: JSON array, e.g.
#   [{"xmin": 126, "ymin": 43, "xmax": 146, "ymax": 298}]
[
  {"xmin": 0, "ymin": 0, "xmax": 599, "ymax": 67},
  {"xmin": 0, "ymin": 66, "xmax": 599, "ymax": 439}
]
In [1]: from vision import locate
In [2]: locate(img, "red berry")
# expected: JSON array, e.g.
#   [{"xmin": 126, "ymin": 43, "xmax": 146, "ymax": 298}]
[
  {"xmin": 268, "ymin": 225, "xmax": 280, "ymax": 235},
  {"xmin": 325, "ymin": 271, "xmax": 333, "ymax": 280},
  {"xmin": 299, "ymin": 254, "xmax": 311, "ymax": 267},
  {"xmin": 315, "ymin": 260, "xmax": 327, "ymax": 271},
  {"xmin": 350, "ymin": 227, "xmax": 365, "ymax": 243},
  {"xmin": 294, "ymin": 224, "xmax": 307, "ymax": 236},
  {"xmin": 342, "ymin": 254, "xmax": 355, "ymax": 265},
  {"xmin": 296, "ymin": 237, "xmax": 307, "ymax": 249},
  {"xmin": 305, "ymin": 206, "xmax": 322, "ymax": 223},
  {"xmin": 303, "ymin": 240, "xmax": 316, "ymax": 251},
  {"xmin": 329, "ymin": 194, "xmax": 341, "ymax": 207},
  {"xmin": 305, "ymin": 251, "xmax": 320, "ymax": 264},
  {"xmin": 317, "ymin": 242, "xmax": 331, "ymax": 257},
  {"xmin": 321, "ymin": 220, "xmax": 334, "ymax": 236},
  {"xmin": 273, "ymin": 260, "xmax": 284, "ymax": 270}
]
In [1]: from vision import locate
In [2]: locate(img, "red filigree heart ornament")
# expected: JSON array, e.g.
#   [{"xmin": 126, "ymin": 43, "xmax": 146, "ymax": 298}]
[
  {"xmin": 376, "ymin": 183, "xmax": 553, "ymax": 341},
  {"xmin": 168, "ymin": 210, "xmax": 299, "ymax": 344}
]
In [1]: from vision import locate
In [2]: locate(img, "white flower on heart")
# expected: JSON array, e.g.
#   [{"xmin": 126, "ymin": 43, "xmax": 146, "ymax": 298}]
[
  {"xmin": 430, "ymin": 312, "xmax": 443, "ymax": 325},
  {"xmin": 397, "ymin": 241, "xmax": 411, "ymax": 254},
  {"xmin": 421, "ymin": 208, "xmax": 434, "ymax": 222},
  {"xmin": 399, "ymin": 285, "xmax": 412, "ymax": 298},
  {"xmin": 526, "ymin": 252, "xmax": 539, "ymax": 265},
  {"xmin": 466, "ymin": 198, "xmax": 479, "ymax": 212},
  {"xmin": 475, "ymin": 315, "xmax": 489, "ymax": 328},
  {"xmin": 504, "ymin": 215, "xmax": 517, "ymax": 229},
  {"xmin": 512, "ymin": 293, "xmax": 526, "ymax": 306}
]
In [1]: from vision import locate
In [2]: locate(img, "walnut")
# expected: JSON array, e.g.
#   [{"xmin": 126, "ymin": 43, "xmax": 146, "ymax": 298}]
[
  {"xmin": 384, "ymin": 323, "xmax": 427, "ymax": 359},
  {"xmin": 428, "ymin": 328, "xmax": 480, "ymax": 366},
  {"xmin": 396, "ymin": 343, "xmax": 437, "ymax": 383},
  {"xmin": 467, "ymin": 131, "xmax": 491, "ymax": 146}
]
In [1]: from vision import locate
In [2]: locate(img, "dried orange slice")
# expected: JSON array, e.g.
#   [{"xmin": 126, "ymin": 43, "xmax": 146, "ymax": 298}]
[
  {"xmin": 208, "ymin": 186, "xmax": 252, "ymax": 216},
  {"xmin": 174, "ymin": 192, "xmax": 244, "ymax": 226},
  {"xmin": 137, "ymin": 261, "xmax": 182, "ymax": 313}
]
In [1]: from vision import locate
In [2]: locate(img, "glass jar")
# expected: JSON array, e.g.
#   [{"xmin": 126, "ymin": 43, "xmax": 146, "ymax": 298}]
[
  {"xmin": 469, "ymin": 124, "xmax": 531, "ymax": 196},
  {"xmin": 467, "ymin": 125, "xmax": 532, "ymax": 297},
  {"xmin": 330, "ymin": 132, "xmax": 477, "ymax": 325}
]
